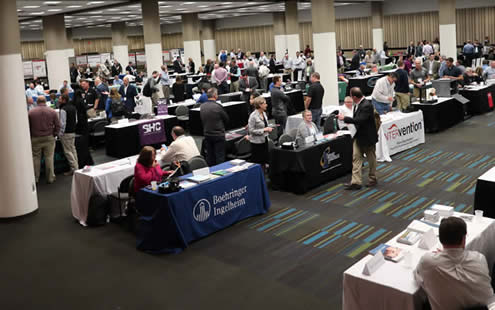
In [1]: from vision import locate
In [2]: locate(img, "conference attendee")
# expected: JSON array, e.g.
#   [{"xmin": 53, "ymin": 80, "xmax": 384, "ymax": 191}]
[
  {"xmin": 337, "ymin": 97, "xmax": 356, "ymax": 136},
  {"xmin": 125, "ymin": 62, "xmax": 136, "ymax": 76},
  {"xmin": 305, "ymin": 59, "xmax": 315, "ymax": 82},
  {"xmin": 282, "ymin": 54, "xmax": 292, "ymax": 76},
  {"xmin": 337, "ymin": 50, "xmax": 346, "ymax": 72},
  {"xmin": 292, "ymin": 51, "xmax": 306, "ymax": 81},
  {"xmin": 28, "ymin": 96, "xmax": 60, "ymax": 184},
  {"xmin": 134, "ymin": 146, "xmax": 168, "ymax": 192},
  {"xmin": 219, "ymin": 50, "xmax": 228, "ymax": 63},
  {"xmin": 259, "ymin": 51, "xmax": 269, "ymax": 66},
  {"xmin": 296, "ymin": 110, "xmax": 319, "ymax": 144},
  {"xmin": 304, "ymin": 45, "xmax": 312, "ymax": 58},
  {"xmin": 422, "ymin": 54, "xmax": 441, "ymax": 79},
  {"xmin": 410, "ymin": 58, "xmax": 430, "ymax": 99},
  {"xmin": 135, "ymin": 71, "xmax": 145, "ymax": 84},
  {"xmin": 443, "ymin": 57, "xmax": 464, "ymax": 83},
  {"xmin": 188, "ymin": 57, "xmax": 195, "ymax": 74},
  {"xmin": 57, "ymin": 94, "xmax": 78, "ymax": 175},
  {"xmin": 112, "ymin": 75, "xmax": 123, "ymax": 86},
  {"xmin": 395, "ymin": 61, "xmax": 411, "ymax": 112},
  {"xmin": 25, "ymin": 82, "xmax": 43, "ymax": 98},
  {"xmin": 371, "ymin": 73, "xmax": 397, "ymax": 114},
  {"xmin": 356, "ymin": 64, "xmax": 367, "ymax": 77},
  {"xmin": 173, "ymin": 56, "xmax": 184, "ymax": 73},
  {"xmin": 383, "ymin": 41, "xmax": 389, "ymax": 56},
  {"xmin": 404, "ymin": 54, "xmax": 413, "ymax": 73},
  {"xmin": 350, "ymin": 50, "xmax": 360, "ymax": 70},
  {"xmin": 406, "ymin": 41, "xmax": 415, "ymax": 57},
  {"xmin": 271, "ymin": 76, "xmax": 290, "ymax": 131},
  {"xmin": 111, "ymin": 60, "xmax": 122, "ymax": 76},
  {"xmin": 239, "ymin": 71, "xmax": 259, "ymax": 107},
  {"xmin": 119, "ymin": 77, "xmax": 138, "ymax": 112},
  {"xmin": 94, "ymin": 77, "xmax": 109, "ymax": 111},
  {"xmin": 339, "ymin": 87, "xmax": 378, "ymax": 190},
  {"xmin": 70, "ymin": 63, "xmax": 78, "ymax": 83},
  {"xmin": 422, "ymin": 41, "xmax": 433, "ymax": 56},
  {"xmin": 35, "ymin": 80, "xmax": 45, "ymax": 93},
  {"xmin": 414, "ymin": 217, "xmax": 495, "ymax": 310},
  {"xmin": 105, "ymin": 88, "xmax": 125, "ymax": 120},
  {"xmin": 172, "ymin": 76, "xmax": 186, "ymax": 103},
  {"xmin": 26, "ymin": 96, "xmax": 36, "ymax": 111},
  {"xmin": 269, "ymin": 54, "xmax": 276, "ymax": 73},
  {"xmin": 229, "ymin": 49, "xmax": 236, "ymax": 60},
  {"xmin": 483, "ymin": 61, "xmax": 495, "ymax": 80},
  {"xmin": 432, "ymin": 38, "xmax": 440, "ymax": 54},
  {"xmin": 415, "ymin": 41, "xmax": 423, "ymax": 57},
  {"xmin": 75, "ymin": 79, "xmax": 99, "ymax": 130},
  {"xmin": 305, "ymin": 72, "xmax": 325, "ymax": 129},
  {"xmin": 364, "ymin": 50, "xmax": 373, "ymax": 67},
  {"xmin": 462, "ymin": 68, "xmax": 481, "ymax": 86},
  {"xmin": 213, "ymin": 62, "xmax": 229, "ymax": 95},
  {"xmin": 463, "ymin": 40, "xmax": 475, "ymax": 67},
  {"xmin": 229, "ymin": 60, "xmax": 241, "ymax": 93},
  {"xmin": 249, "ymin": 91, "xmax": 261, "ymax": 113},
  {"xmin": 247, "ymin": 96, "xmax": 272, "ymax": 169},
  {"xmin": 237, "ymin": 48, "xmax": 244, "ymax": 60},
  {"xmin": 200, "ymin": 88, "xmax": 229, "ymax": 166},
  {"xmin": 146, "ymin": 71, "xmax": 161, "ymax": 105},
  {"xmin": 204, "ymin": 59, "xmax": 213, "ymax": 75},
  {"xmin": 258, "ymin": 61, "xmax": 270, "ymax": 91},
  {"xmin": 358, "ymin": 45, "xmax": 366, "ymax": 60},
  {"xmin": 58, "ymin": 80, "xmax": 73, "ymax": 93},
  {"xmin": 160, "ymin": 126, "xmax": 200, "ymax": 163},
  {"xmin": 246, "ymin": 61, "xmax": 259, "ymax": 79},
  {"xmin": 456, "ymin": 59, "xmax": 466, "ymax": 74},
  {"xmin": 196, "ymin": 86, "xmax": 209, "ymax": 104},
  {"xmin": 438, "ymin": 55, "xmax": 448, "ymax": 77},
  {"xmin": 159, "ymin": 65, "xmax": 171, "ymax": 100},
  {"xmin": 96, "ymin": 63, "xmax": 110, "ymax": 80}
]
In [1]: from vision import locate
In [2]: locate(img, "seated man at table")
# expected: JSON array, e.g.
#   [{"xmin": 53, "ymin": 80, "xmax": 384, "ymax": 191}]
[
  {"xmin": 134, "ymin": 146, "xmax": 170, "ymax": 193},
  {"xmin": 160, "ymin": 126, "xmax": 200, "ymax": 164},
  {"xmin": 112, "ymin": 75, "xmax": 123, "ymax": 86},
  {"xmin": 414, "ymin": 217, "xmax": 495, "ymax": 310},
  {"xmin": 483, "ymin": 61, "xmax": 495, "ymax": 80}
]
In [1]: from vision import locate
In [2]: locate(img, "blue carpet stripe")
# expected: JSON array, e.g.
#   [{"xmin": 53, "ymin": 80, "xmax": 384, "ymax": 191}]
[
  {"xmin": 334, "ymin": 222, "xmax": 358, "ymax": 235},
  {"xmin": 317, "ymin": 235, "xmax": 342, "ymax": 249},
  {"xmin": 467, "ymin": 186, "xmax": 476, "ymax": 195},
  {"xmin": 468, "ymin": 155, "xmax": 490, "ymax": 169},
  {"xmin": 378, "ymin": 192, "xmax": 396, "ymax": 202},
  {"xmin": 419, "ymin": 151, "xmax": 443, "ymax": 163},
  {"xmin": 393, "ymin": 197, "xmax": 427, "ymax": 217},
  {"xmin": 447, "ymin": 173, "xmax": 460, "ymax": 182},
  {"xmin": 274, "ymin": 208, "xmax": 297, "ymax": 219},
  {"xmin": 455, "ymin": 204, "xmax": 467, "ymax": 212},
  {"xmin": 321, "ymin": 219, "xmax": 344, "ymax": 232},
  {"xmin": 257, "ymin": 219, "xmax": 282, "ymax": 231},
  {"xmin": 403, "ymin": 149, "xmax": 428, "ymax": 160},
  {"xmin": 422, "ymin": 170, "xmax": 437, "ymax": 178},
  {"xmin": 384, "ymin": 168, "xmax": 409, "ymax": 182},
  {"xmin": 324, "ymin": 193, "xmax": 343, "ymax": 203},
  {"xmin": 348, "ymin": 225, "xmax": 370, "ymax": 238},
  {"xmin": 364, "ymin": 228, "xmax": 386, "ymax": 243},
  {"xmin": 303, "ymin": 231, "xmax": 328, "ymax": 245}
]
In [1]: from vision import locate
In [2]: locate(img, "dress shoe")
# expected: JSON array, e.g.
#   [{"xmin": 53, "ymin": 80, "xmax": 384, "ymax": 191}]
[
  {"xmin": 366, "ymin": 180, "xmax": 378, "ymax": 187},
  {"xmin": 344, "ymin": 183, "xmax": 362, "ymax": 190}
]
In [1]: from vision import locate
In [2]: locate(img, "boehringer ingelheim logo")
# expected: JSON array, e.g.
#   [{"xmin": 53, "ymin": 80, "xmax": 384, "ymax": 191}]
[{"xmin": 193, "ymin": 199, "xmax": 211, "ymax": 222}]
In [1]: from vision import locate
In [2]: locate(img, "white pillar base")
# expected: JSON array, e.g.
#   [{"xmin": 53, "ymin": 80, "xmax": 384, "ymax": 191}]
[
  {"xmin": 203, "ymin": 39, "xmax": 216, "ymax": 63},
  {"xmin": 439, "ymin": 24, "xmax": 457, "ymax": 62},
  {"xmin": 286, "ymin": 33, "xmax": 300, "ymax": 59},
  {"xmin": 184, "ymin": 40, "xmax": 202, "ymax": 71},
  {"xmin": 274, "ymin": 34, "xmax": 288, "ymax": 62},
  {"xmin": 113, "ymin": 45, "xmax": 129, "ymax": 73},
  {"xmin": 45, "ymin": 49, "xmax": 70, "ymax": 90},
  {"xmin": 0, "ymin": 53, "xmax": 38, "ymax": 217},
  {"xmin": 313, "ymin": 32, "xmax": 339, "ymax": 107},
  {"xmin": 372, "ymin": 28, "xmax": 384, "ymax": 52},
  {"xmin": 144, "ymin": 43, "xmax": 163, "ymax": 77}
]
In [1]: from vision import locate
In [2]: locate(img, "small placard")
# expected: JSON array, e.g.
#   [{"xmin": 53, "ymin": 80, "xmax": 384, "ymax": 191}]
[
  {"xmin": 118, "ymin": 118, "xmax": 129, "ymax": 124},
  {"xmin": 157, "ymin": 104, "xmax": 168, "ymax": 116},
  {"xmin": 362, "ymin": 250, "xmax": 386, "ymax": 276},
  {"xmin": 193, "ymin": 167, "xmax": 210, "ymax": 176},
  {"xmin": 418, "ymin": 228, "xmax": 437, "ymax": 250}
]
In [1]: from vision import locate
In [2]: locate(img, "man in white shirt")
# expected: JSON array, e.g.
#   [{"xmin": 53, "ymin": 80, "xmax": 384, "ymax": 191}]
[
  {"xmin": 415, "ymin": 216, "xmax": 495, "ymax": 310},
  {"xmin": 337, "ymin": 97, "xmax": 356, "ymax": 137},
  {"xmin": 371, "ymin": 73, "xmax": 397, "ymax": 115},
  {"xmin": 259, "ymin": 51, "xmax": 269, "ymax": 66},
  {"xmin": 25, "ymin": 82, "xmax": 44, "ymax": 98},
  {"xmin": 282, "ymin": 54, "xmax": 292, "ymax": 76},
  {"xmin": 161, "ymin": 126, "xmax": 200, "ymax": 163},
  {"xmin": 292, "ymin": 51, "xmax": 306, "ymax": 81}
]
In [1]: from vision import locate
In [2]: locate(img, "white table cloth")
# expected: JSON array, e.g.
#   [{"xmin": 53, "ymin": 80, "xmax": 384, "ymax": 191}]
[
  {"xmin": 343, "ymin": 211, "xmax": 495, "ymax": 310},
  {"xmin": 376, "ymin": 111, "xmax": 425, "ymax": 162},
  {"xmin": 70, "ymin": 156, "xmax": 138, "ymax": 226}
]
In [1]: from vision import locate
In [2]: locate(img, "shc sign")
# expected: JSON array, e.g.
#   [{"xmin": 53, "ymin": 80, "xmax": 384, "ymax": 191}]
[{"xmin": 138, "ymin": 119, "xmax": 166, "ymax": 145}]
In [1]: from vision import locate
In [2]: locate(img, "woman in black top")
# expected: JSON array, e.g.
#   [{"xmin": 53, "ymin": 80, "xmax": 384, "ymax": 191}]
[
  {"xmin": 172, "ymin": 76, "xmax": 186, "ymax": 103},
  {"xmin": 269, "ymin": 54, "xmax": 276, "ymax": 73}
]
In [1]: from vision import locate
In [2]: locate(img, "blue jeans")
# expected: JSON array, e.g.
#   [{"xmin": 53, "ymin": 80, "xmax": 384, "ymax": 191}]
[
  {"xmin": 372, "ymin": 98, "xmax": 389, "ymax": 115},
  {"xmin": 311, "ymin": 108, "xmax": 322, "ymax": 129}
]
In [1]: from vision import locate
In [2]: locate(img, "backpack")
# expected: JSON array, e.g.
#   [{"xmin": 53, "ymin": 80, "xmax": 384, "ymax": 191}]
[
  {"xmin": 142, "ymin": 79, "xmax": 152, "ymax": 97},
  {"xmin": 86, "ymin": 194, "xmax": 109, "ymax": 226},
  {"xmin": 111, "ymin": 97, "xmax": 126, "ymax": 117}
]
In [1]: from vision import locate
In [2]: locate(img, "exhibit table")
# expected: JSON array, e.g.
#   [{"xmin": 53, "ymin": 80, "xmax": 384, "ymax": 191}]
[
  {"xmin": 262, "ymin": 89, "xmax": 305, "ymax": 118},
  {"xmin": 219, "ymin": 91, "xmax": 242, "ymax": 103},
  {"xmin": 105, "ymin": 115, "xmax": 178, "ymax": 158},
  {"xmin": 343, "ymin": 211, "xmax": 495, "ymax": 310},
  {"xmin": 136, "ymin": 162, "xmax": 271, "ymax": 253},
  {"xmin": 411, "ymin": 97, "xmax": 464, "ymax": 132},
  {"xmin": 189, "ymin": 101, "xmax": 249, "ymax": 135},
  {"xmin": 459, "ymin": 83, "xmax": 495, "ymax": 115},
  {"xmin": 347, "ymin": 74, "xmax": 383, "ymax": 96},
  {"xmin": 474, "ymin": 166, "xmax": 495, "ymax": 219},
  {"xmin": 269, "ymin": 133, "xmax": 353, "ymax": 194},
  {"xmin": 376, "ymin": 111, "xmax": 425, "ymax": 162}
]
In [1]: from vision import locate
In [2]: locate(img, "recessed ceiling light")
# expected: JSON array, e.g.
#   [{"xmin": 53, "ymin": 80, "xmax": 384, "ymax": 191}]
[
  {"xmin": 23, "ymin": 5, "xmax": 40, "ymax": 9},
  {"xmin": 88, "ymin": 1, "xmax": 105, "ymax": 4},
  {"xmin": 182, "ymin": 2, "xmax": 195, "ymax": 4},
  {"xmin": 43, "ymin": 1, "xmax": 61, "ymax": 4},
  {"xmin": 67, "ymin": 5, "xmax": 82, "ymax": 8},
  {"xmin": 107, "ymin": 8, "xmax": 120, "ymax": 11},
  {"xmin": 48, "ymin": 9, "xmax": 62, "ymax": 12},
  {"xmin": 89, "ymin": 11, "xmax": 103, "ymax": 13},
  {"xmin": 30, "ymin": 12, "xmax": 45, "ymax": 15},
  {"xmin": 161, "ymin": 5, "xmax": 171, "ymax": 8}
]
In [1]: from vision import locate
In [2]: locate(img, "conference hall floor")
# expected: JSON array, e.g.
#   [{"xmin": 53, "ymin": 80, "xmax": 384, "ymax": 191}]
[{"xmin": 2, "ymin": 109, "xmax": 494, "ymax": 309}]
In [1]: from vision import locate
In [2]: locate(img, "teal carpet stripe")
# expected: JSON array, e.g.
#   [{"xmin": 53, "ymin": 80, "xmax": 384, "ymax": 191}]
[
  {"xmin": 403, "ymin": 149, "xmax": 428, "ymax": 160},
  {"xmin": 348, "ymin": 225, "xmax": 370, "ymax": 238},
  {"xmin": 422, "ymin": 170, "xmax": 437, "ymax": 178},
  {"xmin": 257, "ymin": 219, "xmax": 282, "ymax": 231},
  {"xmin": 303, "ymin": 231, "xmax": 328, "ymax": 245},
  {"xmin": 396, "ymin": 169, "xmax": 418, "ymax": 184},
  {"xmin": 321, "ymin": 219, "xmax": 344, "ymax": 231},
  {"xmin": 419, "ymin": 151, "xmax": 443, "ymax": 163},
  {"xmin": 455, "ymin": 203, "xmax": 467, "ymax": 211},
  {"xmin": 334, "ymin": 222, "xmax": 358, "ymax": 235},
  {"xmin": 378, "ymin": 192, "xmax": 396, "ymax": 202},
  {"xmin": 467, "ymin": 186, "xmax": 476, "ymax": 195},
  {"xmin": 384, "ymin": 168, "xmax": 409, "ymax": 182},
  {"xmin": 342, "ymin": 240, "xmax": 366, "ymax": 256},
  {"xmin": 391, "ymin": 194, "xmax": 409, "ymax": 204},
  {"xmin": 468, "ymin": 155, "xmax": 490, "ymax": 168},
  {"xmin": 447, "ymin": 173, "xmax": 460, "ymax": 182},
  {"xmin": 364, "ymin": 228, "xmax": 386, "ymax": 243},
  {"xmin": 324, "ymin": 193, "xmax": 343, "ymax": 203},
  {"xmin": 393, "ymin": 197, "xmax": 427, "ymax": 217},
  {"xmin": 317, "ymin": 235, "xmax": 342, "ymax": 249},
  {"xmin": 274, "ymin": 208, "xmax": 297, "ymax": 219}
]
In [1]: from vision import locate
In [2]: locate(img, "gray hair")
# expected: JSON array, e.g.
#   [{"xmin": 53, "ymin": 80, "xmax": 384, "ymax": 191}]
[{"xmin": 207, "ymin": 87, "xmax": 218, "ymax": 98}]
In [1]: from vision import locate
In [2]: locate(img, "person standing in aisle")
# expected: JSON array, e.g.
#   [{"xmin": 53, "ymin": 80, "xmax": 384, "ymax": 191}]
[
  {"xmin": 58, "ymin": 94, "xmax": 79, "ymax": 175},
  {"xmin": 305, "ymin": 72, "xmax": 324, "ymax": 129}
]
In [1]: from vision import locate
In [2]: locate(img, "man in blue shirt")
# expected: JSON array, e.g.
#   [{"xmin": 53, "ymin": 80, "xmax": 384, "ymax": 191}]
[
  {"xmin": 196, "ymin": 87, "xmax": 208, "ymax": 104},
  {"xmin": 95, "ymin": 77, "xmax": 109, "ymax": 111},
  {"xmin": 112, "ymin": 75, "xmax": 123, "ymax": 86},
  {"xmin": 220, "ymin": 50, "xmax": 228, "ymax": 63},
  {"xmin": 160, "ymin": 65, "xmax": 171, "ymax": 99},
  {"xmin": 25, "ymin": 82, "xmax": 44, "ymax": 98},
  {"xmin": 463, "ymin": 41, "xmax": 475, "ymax": 67}
]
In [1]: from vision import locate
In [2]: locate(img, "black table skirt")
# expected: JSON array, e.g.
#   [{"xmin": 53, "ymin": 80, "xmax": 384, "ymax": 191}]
[
  {"xmin": 105, "ymin": 117, "xmax": 178, "ymax": 158},
  {"xmin": 265, "ymin": 90, "xmax": 304, "ymax": 119},
  {"xmin": 474, "ymin": 177, "xmax": 495, "ymax": 218},
  {"xmin": 459, "ymin": 84, "xmax": 495, "ymax": 115},
  {"xmin": 189, "ymin": 103, "xmax": 249, "ymax": 136},
  {"xmin": 347, "ymin": 75, "xmax": 383, "ymax": 96},
  {"xmin": 412, "ymin": 98, "xmax": 464, "ymax": 132},
  {"xmin": 219, "ymin": 92, "xmax": 242, "ymax": 103},
  {"xmin": 269, "ymin": 135, "xmax": 353, "ymax": 194}
]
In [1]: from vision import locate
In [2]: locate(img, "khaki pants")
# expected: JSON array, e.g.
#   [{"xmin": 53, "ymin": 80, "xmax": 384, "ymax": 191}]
[
  {"xmin": 413, "ymin": 87, "xmax": 421, "ymax": 99},
  {"xmin": 60, "ymin": 133, "xmax": 79, "ymax": 171},
  {"xmin": 351, "ymin": 140, "xmax": 377, "ymax": 186},
  {"xmin": 396, "ymin": 92, "xmax": 410, "ymax": 111},
  {"xmin": 161, "ymin": 85, "xmax": 170, "ymax": 99},
  {"xmin": 230, "ymin": 80, "xmax": 240, "ymax": 93},
  {"xmin": 32, "ymin": 135, "xmax": 56, "ymax": 183},
  {"xmin": 151, "ymin": 91, "xmax": 160, "ymax": 106}
]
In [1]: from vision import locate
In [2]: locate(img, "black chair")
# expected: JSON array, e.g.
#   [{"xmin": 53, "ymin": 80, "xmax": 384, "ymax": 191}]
[
  {"xmin": 175, "ymin": 105, "xmax": 189, "ymax": 129},
  {"xmin": 278, "ymin": 133, "xmax": 294, "ymax": 144},
  {"xmin": 89, "ymin": 120, "xmax": 107, "ymax": 148},
  {"xmin": 323, "ymin": 115, "xmax": 338, "ymax": 134},
  {"xmin": 227, "ymin": 138, "xmax": 251, "ymax": 160},
  {"xmin": 188, "ymin": 155, "xmax": 208, "ymax": 171},
  {"xmin": 108, "ymin": 175, "xmax": 134, "ymax": 218},
  {"xmin": 192, "ymin": 103, "xmax": 201, "ymax": 109},
  {"xmin": 288, "ymin": 128, "xmax": 298, "ymax": 139},
  {"xmin": 268, "ymin": 125, "xmax": 278, "ymax": 142}
]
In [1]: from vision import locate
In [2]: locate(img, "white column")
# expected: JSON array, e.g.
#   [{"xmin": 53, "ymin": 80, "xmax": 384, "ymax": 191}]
[
  {"xmin": 371, "ymin": 2, "xmax": 384, "ymax": 52},
  {"xmin": 184, "ymin": 40, "xmax": 202, "ymax": 70},
  {"xmin": 286, "ymin": 34, "xmax": 300, "ymax": 60},
  {"xmin": 285, "ymin": 1, "xmax": 301, "ymax": 58},
  {"xmin": 145, "ymin": 43, "xmax": 163, "ymax": 77},
  {"xmin": 439, "ymin": 24, "xmax": 457, "ymax": 62},
  {"xmin": 0, "ymin": 0, "xmax": 38, "ymax": 217},
  {"xmin": 45, "ymin": 50, "xmax": 71, "ymax": 88},
  {"xmin": 182, "ymin": 13, "xmax": 202, "ymax": 68},
  {"xmin": 275, "ymin": 35, "xmax": 288, "ymax": 61},
  {"xmin": 372, "ymin": 29, "xmax": 384, "ymax": 52},
  {"xmin": 112, "ymin": 45, "xmax": 129, "ymax": 72},
  {"xmin": 203, "ymin": 39, "xmax": 216, "ymax": 62},
  {"xmin": 142, "ymin": 0, "xmax": 163, "ymax": 77},
  {"xmin": 314, "ymin": 32, "xmax": 339, "ymax": 107}
]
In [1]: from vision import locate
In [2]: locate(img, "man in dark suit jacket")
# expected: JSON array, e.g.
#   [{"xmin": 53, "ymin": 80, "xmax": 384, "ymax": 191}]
[
  {"xmin": 111, "ymin": 61, "xmax": 122, "ymax": 77},
  {"xmin": 350, "ymin": 51, "xmax": 360, "ymax": 71},
  {"xmin": 339, "ymin": 87, "xmax": 378, "ymax": 190},
  {"xmin": 173, "ymin": 57, "xmax": 183, "ymax": 73},
  {"xmin": 118, "ymin": 77, "xmax": 138, "ymax": 112}
]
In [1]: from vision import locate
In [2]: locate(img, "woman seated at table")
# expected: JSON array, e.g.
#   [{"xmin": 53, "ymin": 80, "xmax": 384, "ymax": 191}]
[
  {"xmin": 296, "ymin": 110, "xmax": 319, "ymax": 144},
  {"xmin": 134, "ymin": 146, "xmax": 170, "ymax": 192},
  {"xmin": 247, "ymin": 97, "xmax": 272, "ymax": 171}
]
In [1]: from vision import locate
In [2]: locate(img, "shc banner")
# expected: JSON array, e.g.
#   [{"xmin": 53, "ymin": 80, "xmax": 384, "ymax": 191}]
[{"xmin": 138, "ymin": 119, "xmax": 166, "ymax": 146}]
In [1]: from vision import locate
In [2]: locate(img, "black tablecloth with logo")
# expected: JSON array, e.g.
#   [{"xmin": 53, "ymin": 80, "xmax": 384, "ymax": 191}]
[
  {"xmin": 269, "ymin": 135, "xmax": 353, "ymax": 194},
  {"xmin": 189, "ymin": 102, "xmax": 249, "ymax": 136},
  {"xmin": 347, "ymin": 75, "xmax": 383, "ymax": 96},
  {"xmin": 264, "ymin": 90, "xmax": 305, "ymax": 118},
  {"xmin": 105, "ymin": 117, "xmax": 178, "ymax": 158},
  {"xmin": 459, "ymin": 84, "xmax": 495, "ymax": 115},
  {"xmin": 411, "ymin": 97, "xmax": 464, "ymax": 132}
]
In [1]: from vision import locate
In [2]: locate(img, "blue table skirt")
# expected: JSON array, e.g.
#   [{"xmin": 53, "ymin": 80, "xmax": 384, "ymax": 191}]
[{"xmin": 136, "ymin": 162, "xmax": 271, "ymax": 254}]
